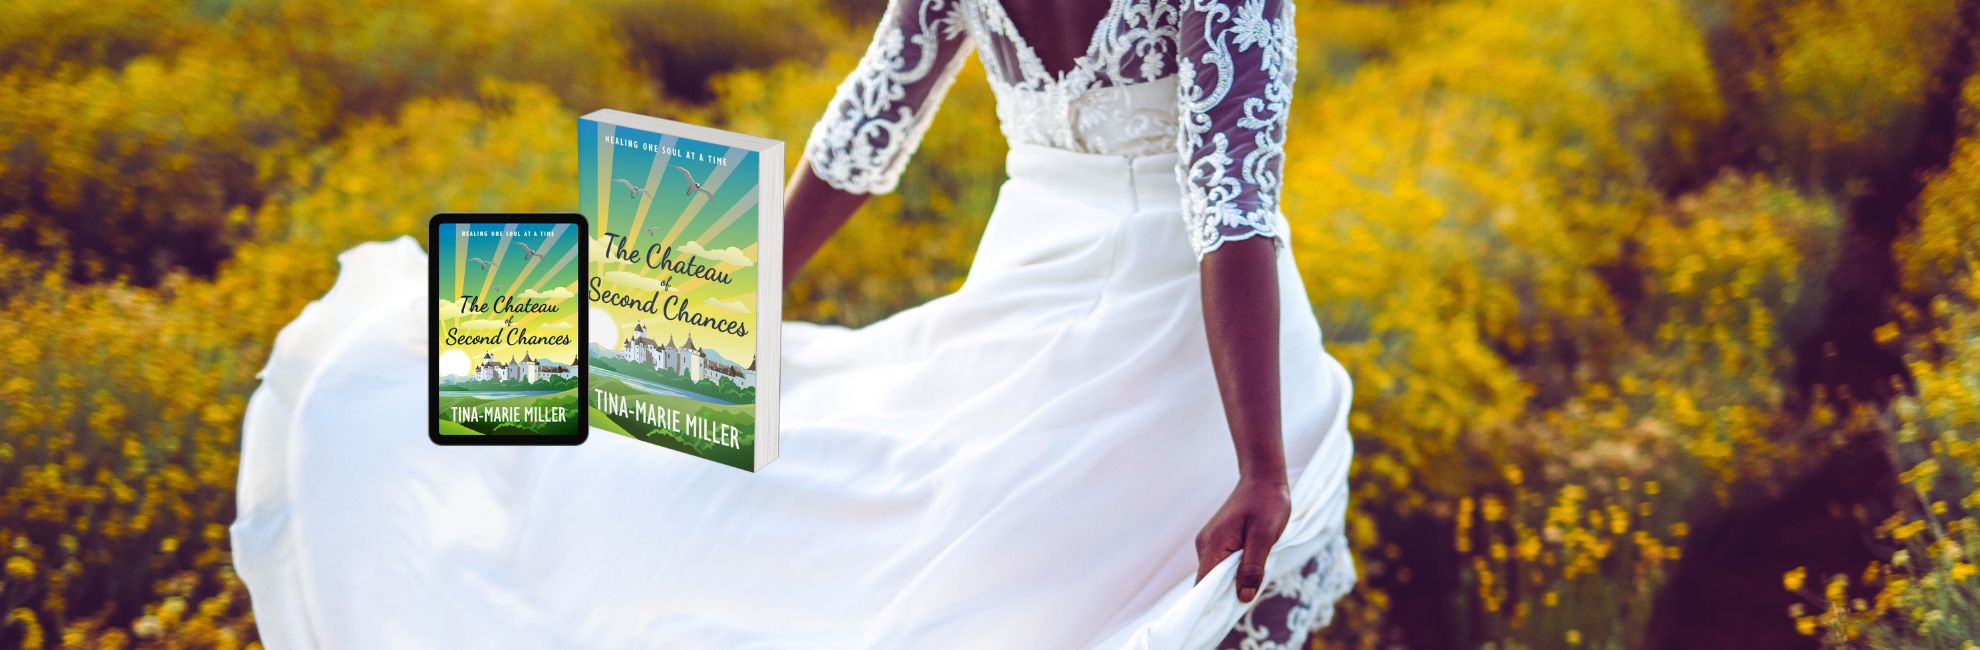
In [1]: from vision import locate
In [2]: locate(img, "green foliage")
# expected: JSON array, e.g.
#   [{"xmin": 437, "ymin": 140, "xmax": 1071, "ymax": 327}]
[
  {"xmin": 446, "ymin": 375, "xmax": 577, "ymax": 392},
  {"xmin": 589, "ymin": 353, "xmax": 753, "ymax": 403}
]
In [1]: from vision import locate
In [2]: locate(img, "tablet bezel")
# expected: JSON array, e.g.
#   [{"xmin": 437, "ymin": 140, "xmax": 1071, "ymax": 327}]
[{"xmin": 427, "ymin": 212, "xmax": 590, "ymax": 446}]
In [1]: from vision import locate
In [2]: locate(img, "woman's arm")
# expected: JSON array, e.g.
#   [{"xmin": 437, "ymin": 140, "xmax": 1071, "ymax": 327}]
[
  {"xmin": 1191, "ymin": 237, "xmax": 1288, "ymax": 604},
  {"xmin": 787, "ymin": 0, "xmax": 973, "ymax": 283},
  {"xmin": 1177, "ymin": 0, "xmax": 1301, "ymax": 603},
  {"xmin": 782, "ymin": 160, "xmax": 869, "ymax": 286}
]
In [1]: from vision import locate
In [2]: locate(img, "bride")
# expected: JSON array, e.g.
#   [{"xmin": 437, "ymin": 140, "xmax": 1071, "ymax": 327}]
[{"xmin": 229, "ymin": 0, "xmax": 1357, "ymax": 648}]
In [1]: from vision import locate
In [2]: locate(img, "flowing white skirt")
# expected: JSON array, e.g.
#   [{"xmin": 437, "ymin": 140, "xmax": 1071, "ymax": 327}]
[{"xmin": 230, "ymin": 143, "xmax": 1356, "ymax": 649}]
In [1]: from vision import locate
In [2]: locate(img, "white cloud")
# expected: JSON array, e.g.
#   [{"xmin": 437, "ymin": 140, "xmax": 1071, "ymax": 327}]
[
  {"xmin": 518, "ymin": 286, "xmax": 574, "ymax": 301},
  {"xmin": 601, "ymin": 270, "xmax": 675, "ymax": 293},
  {"xmin": 704, "ymin": 297, "xmax": 750, "ymax": 314},
  {"xmin": 679, "ymin": 240, "xmax": 754, "ymax": 267},
  {"xmin": 457, "ymin": 318, "xmax": 506, "ymax": 331},
  {"xmin": 537, "ymin": 321, "xmax": 573, "ymax": 330},
  {"xmin": 591, "ymin": 235, "xmax": 632, "ymax": 267}
]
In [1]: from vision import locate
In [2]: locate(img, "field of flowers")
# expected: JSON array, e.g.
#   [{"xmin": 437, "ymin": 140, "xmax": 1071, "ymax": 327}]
[{"xmin": 0, "ymin": 0, "xmax": 1975, "ymax": 647}]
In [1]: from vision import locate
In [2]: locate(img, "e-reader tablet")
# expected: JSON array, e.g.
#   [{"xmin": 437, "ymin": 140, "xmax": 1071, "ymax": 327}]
[{"xmin": 428, "ymin": 213, "xmax": 589, "ymax": 444}]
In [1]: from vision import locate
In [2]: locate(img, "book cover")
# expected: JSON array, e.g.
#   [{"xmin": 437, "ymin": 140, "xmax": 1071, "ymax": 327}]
[
  {"xmin": 431, "ymin": 216, "xmax": 586, "ymax": 441},
  {"xmin": 579, "ymin": 109, "xmax": 783, "ymax": 471}
]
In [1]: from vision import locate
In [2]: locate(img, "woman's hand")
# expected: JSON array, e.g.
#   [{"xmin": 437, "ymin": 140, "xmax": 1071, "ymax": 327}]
[{"xmin": 1195, "ymin": 476, "xmax": 1291, "ymax": 603}]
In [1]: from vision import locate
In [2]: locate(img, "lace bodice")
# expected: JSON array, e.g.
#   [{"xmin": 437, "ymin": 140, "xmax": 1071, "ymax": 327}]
[{"xmin": 803, "ymin": 0, "xmax": 1296, "ymax": 259}]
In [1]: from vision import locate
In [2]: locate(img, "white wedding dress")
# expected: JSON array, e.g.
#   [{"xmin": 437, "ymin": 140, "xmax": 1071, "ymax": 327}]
[{"xmin": 229, "ymin": 0, "xmax": 1357, "ymax": 648}]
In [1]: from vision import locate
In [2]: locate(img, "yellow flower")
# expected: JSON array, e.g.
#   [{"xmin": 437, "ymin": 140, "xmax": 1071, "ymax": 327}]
[
  {"xmin": 1565, "ymin": 629, "xmax": 1582, "ymax": 646},
  {"xmin": 1951, "ymin": 563, "xmax": 1977, "ymax": 582},
  {"xmin": 4, "ymin": 557, "xmax": 33, "ymax": 580},
  {"xmin": 5, "ymin": 609, "xmax": 42, "ymax": 648},
  {"xmin": 1502, "ymin": 464, "xmax": 1524, "ymax": 486},
  {"xmin": 1873, "ymin": 322, "xmax": 1901, "ymax": 344},
  {"xmin": 1783, "ymin": 566, "xmax": 1807, "ymax": 592},
  {"xmin": 1795, "ymin": 616, "xmax": 1817, "ymax": 636}
]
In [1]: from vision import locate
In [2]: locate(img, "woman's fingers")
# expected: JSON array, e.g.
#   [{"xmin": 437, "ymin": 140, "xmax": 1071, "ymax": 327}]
[
  {"xmin": 1235, "ymin": 515, "xmax": 1280, "ymax": 603},
  {"xmin": 1196, "ymin": 513, "xmax": 1285, "ymax": 603},
  {"xmin": 1194, "ymin": 521, "xmax": 1238, "ymax": 582}
]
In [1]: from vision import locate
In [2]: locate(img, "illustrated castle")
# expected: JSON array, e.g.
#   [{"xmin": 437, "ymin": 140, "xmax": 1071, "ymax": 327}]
[
  {"xmin": 473, "ymin": 351, "xmax": 578, "ymax": 383},
  {"xmin": 619, "ymin": 322, "xmax": 756, "ymax": 389}
]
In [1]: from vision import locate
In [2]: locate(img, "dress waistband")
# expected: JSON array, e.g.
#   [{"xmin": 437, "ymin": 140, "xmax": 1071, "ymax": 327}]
[{"xmin": 1004, "ymin": 143, "xmax": 1182, "ymax": 216}]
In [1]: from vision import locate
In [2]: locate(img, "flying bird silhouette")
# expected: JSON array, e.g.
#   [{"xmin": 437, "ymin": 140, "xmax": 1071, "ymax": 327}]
[
  {"xmin": 670, "ymin": 165, "xmax": 716, "ymax": 199},
  {"xmin": 468, "ymin": 257, "xmax": 492, "ymax": 271},
  {"xmin": 513, "ymin": 242, "xmax": 546, "ymax": 260},
  {"xmin": 613, "ymin": 178, "xmax": 647, "ymax": 199},
  {"xmin": 643, "ymin": 226, "xmax": 663, "ymax": 236}
]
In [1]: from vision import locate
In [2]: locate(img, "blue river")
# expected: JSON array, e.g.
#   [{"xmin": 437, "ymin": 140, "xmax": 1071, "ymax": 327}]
[{"xmin": 590, "ymin": 367, "xmax": 739, "ymax": 406}]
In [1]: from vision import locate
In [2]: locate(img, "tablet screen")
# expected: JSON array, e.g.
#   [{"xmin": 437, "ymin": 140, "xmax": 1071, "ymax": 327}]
[{"xmin": 430, "ymin": 215, "xmax": 588, "ymax": 443}]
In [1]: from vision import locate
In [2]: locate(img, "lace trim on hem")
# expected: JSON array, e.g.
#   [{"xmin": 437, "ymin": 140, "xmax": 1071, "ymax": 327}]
[{"xmin": 1214, "ymin": 531, "xmax": 1357, "ymax": 650}]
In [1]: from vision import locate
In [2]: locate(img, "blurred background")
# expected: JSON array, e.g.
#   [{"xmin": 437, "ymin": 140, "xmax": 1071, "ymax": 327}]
[{"xmin": 1, "ymin": 0, "xmax": 1977, "ymax": 647}]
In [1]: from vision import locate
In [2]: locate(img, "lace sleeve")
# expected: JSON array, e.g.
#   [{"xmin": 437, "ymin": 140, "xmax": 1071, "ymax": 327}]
[
  {"xmin": 1176, "ymin": 0, "xmax": 1298, "ymax": 259},
  {"xmin": 802, "ymin": 0, "xmax": 974, "ymax": 195}
]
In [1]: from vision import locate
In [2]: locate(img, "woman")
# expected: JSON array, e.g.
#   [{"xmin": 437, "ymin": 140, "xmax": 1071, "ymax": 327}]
[{"xmin": 230, "ymin": 0, "xmax": 1355, "ymax": 647}]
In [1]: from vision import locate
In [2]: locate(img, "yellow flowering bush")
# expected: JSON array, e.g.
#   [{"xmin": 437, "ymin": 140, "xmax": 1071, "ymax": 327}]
[
  {"xmin": 0, "ymin": 72, "xmax": 583, "ymax": 650},
  {"xmin": 0, "ymin": 0, "xmax": 202, "ymax": 73},
  {"xmin": 1794, "ymin": 269, "xmax": 1980, "ymax": 647},
  {"xmin": 1760, "ymin": 0, "xmax": 1961, "ymax": 184},
  {"xmin": 217, "ymin": 0, "xmax": 660, "ymax": 120},
  {"xmin": 1794, "ymin": 70, "xmax": 1980, "ymax": 648},
  {"xmin": 0, "ymin": 41, "xmax": 325, "ymax": 283}
]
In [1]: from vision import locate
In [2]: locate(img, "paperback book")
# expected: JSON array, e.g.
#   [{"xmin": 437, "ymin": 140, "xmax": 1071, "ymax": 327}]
[{"xmin": 579, "ymin": 109, "xmax": 783, "ymax": 471}]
